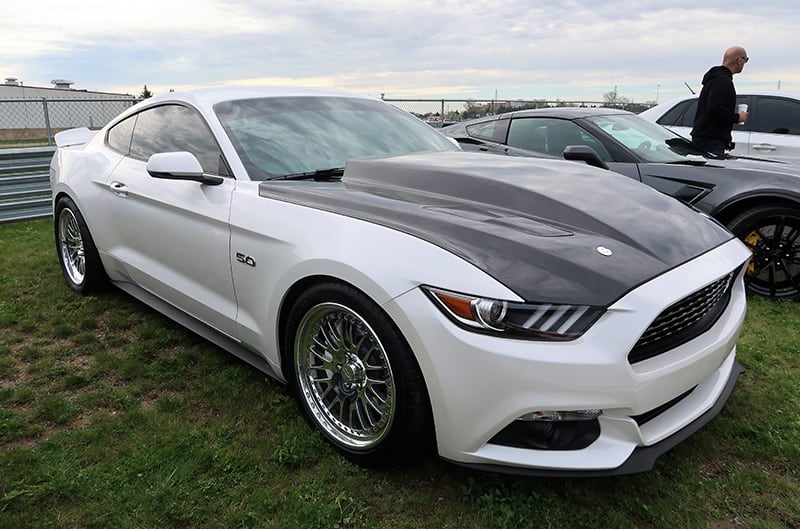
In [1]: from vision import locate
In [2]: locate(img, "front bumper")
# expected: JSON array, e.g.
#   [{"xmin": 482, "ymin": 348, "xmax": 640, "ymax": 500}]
[
  {"xmin": 446, "ymin": 358, "xmax": 744, "ymax": 477},
  {"xmin": 384, "ymin": 238, "xmax": 750, "ymax": 475}
]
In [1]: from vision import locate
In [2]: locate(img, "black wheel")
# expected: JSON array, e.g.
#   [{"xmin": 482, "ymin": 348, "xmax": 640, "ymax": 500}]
[
  {"xmin": 728, "ymin": 205, "xmax": 800, "ymax": 299},
  {"xmin": 284, "ymin": 282, "xmax": 433, "ymax": 467},
  {"xmin": 54, "ymin": 196, "xmax": 107, "ymax": 294}
]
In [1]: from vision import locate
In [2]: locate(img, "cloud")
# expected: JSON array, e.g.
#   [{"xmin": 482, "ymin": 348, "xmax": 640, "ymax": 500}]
[{"xmin": 2, "ymin": 0, "xmax": 799, "ymax": 102}]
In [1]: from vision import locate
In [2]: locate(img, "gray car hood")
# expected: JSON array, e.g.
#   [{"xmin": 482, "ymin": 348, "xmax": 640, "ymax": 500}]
[{"xmin": 259, "ymin": 151, "xmax": 734, "ymax": 306}]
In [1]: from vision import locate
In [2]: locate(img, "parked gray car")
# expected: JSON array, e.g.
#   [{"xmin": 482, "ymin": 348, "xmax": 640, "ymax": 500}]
[{"xmin": 444, "ymin": 107, "xmax": 800, "ymax": 299}]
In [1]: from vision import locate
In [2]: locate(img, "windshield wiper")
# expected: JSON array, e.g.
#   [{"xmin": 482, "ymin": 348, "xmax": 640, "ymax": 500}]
[
  {"xmin": 666, "ymin": 158, "xmax": 708, "ymax": 166},
  {"xmin": 272, "ymin": 167, "xmax": 345, "ymax": 181}
]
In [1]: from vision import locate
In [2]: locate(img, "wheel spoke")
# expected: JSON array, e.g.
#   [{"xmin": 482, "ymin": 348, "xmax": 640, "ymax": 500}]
[
  {"xmin": 363, "ymin": 383, "xmax": 388, "ymax": 414},
  {"xmin": 309, "ymin": 346, "xmax": 338, "ymax": 372},
  {"xmin": 783, "ymin": 224, "xmax": 800, "ymax": 247},
  {"xmin": 353, "ymin": 397, "xmax": 368, "ymax": 429},
  {"xmin": 784, "ymin": 263, "xmax": 800, "ymax": 293},
  {"xmin": 768, "ymin": 264, "xmax": 777, "ymax": 297},
  {"xmin": 344, "ymin": 321, "xmax": 366, "ymax": 354}
]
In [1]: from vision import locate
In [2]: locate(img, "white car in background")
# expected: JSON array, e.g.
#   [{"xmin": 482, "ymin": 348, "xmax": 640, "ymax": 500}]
[{"xmin": 639, "ymin": 91, "xmax": 800, "ymax": 161}]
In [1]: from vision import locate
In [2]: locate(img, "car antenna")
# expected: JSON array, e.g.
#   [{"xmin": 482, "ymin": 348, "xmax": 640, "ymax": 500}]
[{"xmin": 684, "ymin": 82, "xmax": 696, "ymax": 95}]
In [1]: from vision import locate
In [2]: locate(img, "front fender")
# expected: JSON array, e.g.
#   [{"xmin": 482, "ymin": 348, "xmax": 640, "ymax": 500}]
[{"xmin": 228, "ymin": 187, "xmax": 516, "ymax": 375}]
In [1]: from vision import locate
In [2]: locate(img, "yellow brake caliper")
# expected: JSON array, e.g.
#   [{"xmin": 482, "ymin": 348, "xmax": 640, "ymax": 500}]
[{"xmin": 743, "ymin": 230, "xmax": 759, "ymax": 276}]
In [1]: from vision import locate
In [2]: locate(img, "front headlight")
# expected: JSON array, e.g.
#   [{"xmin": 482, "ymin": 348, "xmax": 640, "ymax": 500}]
[{"xmin": 422, "ymin": 286, "xmax": 604, "ymax": 340}]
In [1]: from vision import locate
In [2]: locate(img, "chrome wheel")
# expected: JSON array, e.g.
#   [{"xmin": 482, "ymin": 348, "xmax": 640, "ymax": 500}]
[
  {"xmin": 58, "ymin": 206, "xmax": 86, "ymax": 287},
  {"xmin": 294, "ymin": 302, "xmax": 396, "ymax": 451}
]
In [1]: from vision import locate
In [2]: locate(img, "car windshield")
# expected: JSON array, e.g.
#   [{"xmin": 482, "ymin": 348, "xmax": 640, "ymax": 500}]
[
  {"xmin": 214, "ymin": 96, "xmax": 457, "ymax": 180},
  {"xmin": 585, "ymin": 114, "xmax": 707, "ymax": 163}
]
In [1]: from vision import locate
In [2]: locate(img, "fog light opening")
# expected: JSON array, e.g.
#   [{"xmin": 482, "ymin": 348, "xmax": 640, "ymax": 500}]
[
  {"xmin": 517, "ymin": 409, "xmax": 602, "ymax": 422},
  {"xmin": 489, "ymin": 410, "xmax": 602, "ymax": 450}
]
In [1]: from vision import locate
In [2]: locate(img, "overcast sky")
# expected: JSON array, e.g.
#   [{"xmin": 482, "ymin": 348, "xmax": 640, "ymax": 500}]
[{"xmin": 2, "ymin": 0, "xmax": 798, "ymax": 104}]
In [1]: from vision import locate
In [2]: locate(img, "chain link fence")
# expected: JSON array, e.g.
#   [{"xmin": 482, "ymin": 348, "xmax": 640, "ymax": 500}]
[
  {"xmin": 382, "ymin": 98, "xmax": 655, "ymax": 127},
  {"xmin": 0, "ymin": 97, "xmax": 139, "ymax": 146},
  {"xmin": 0, "ymin": 95, "xmax": 655, "ymax": 147}
]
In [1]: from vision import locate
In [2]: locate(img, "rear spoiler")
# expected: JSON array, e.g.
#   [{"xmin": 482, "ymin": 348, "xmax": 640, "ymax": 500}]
[{"xmin": 54, "ymin": 127, "xmax": 98, "ymax": 148}]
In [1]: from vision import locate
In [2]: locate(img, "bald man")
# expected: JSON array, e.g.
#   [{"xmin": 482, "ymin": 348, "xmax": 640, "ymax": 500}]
[{"xmin": 691, "ymin": 46, "xmax": 750, "ymax": 156}]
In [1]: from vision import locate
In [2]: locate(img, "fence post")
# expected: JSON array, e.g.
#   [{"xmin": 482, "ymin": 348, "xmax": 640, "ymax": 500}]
[
  {"xmin": 441, "ymin": 99, "xmax": 445, "ymax": 119},
  {"xmin": 42, "ymin": 98, "xmax": 53, "ymax": 146}
]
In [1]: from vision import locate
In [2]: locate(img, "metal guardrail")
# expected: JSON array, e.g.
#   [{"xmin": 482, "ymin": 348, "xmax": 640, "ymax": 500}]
[{"xmin": 0, "ymin": 147, "xmax": 55, "ymax": 223}]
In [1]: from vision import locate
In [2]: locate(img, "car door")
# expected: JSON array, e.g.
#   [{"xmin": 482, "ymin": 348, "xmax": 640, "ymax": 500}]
[
  {"xmin": 729, "ymin": 95, "xmax": 753, "ymax": 157},
  {"xmin": 104, "ymin": 104, "xmax": 239, "ymax": 336},
  {"xmin": 748, "ymin": 95, "xmax": 800, "ymax": 159},
  {"xmin": 505, "ymin": 117, "xmax": 614, "ymax": 161}
]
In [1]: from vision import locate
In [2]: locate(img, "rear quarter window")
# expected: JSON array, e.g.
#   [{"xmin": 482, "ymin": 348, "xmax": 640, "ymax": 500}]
[
  {"xmin": 106, "ymin": 115, "xmax": 136, "ymax": 155},
  {"xmin": 658, "ymin": 100, "xmax": 697, "ymax": 127},
  {"xmin": 466, "ymin": 120, "xmax": 508, "ymax": 143}
]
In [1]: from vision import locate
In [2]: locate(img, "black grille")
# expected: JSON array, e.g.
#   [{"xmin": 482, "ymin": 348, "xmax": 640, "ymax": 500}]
[{"xmin": 628, "ymin": 272, "xmax": 735, "ymax": 364}]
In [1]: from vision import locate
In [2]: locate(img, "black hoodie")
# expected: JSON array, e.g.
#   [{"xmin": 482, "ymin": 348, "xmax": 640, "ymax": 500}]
[{"xmin": 691, "ymin": 65, "xmax": 739, "ymax": 143}]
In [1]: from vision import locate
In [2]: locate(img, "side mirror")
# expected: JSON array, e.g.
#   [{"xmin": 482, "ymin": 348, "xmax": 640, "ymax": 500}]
[
  {"xmin": 147, "ymin": 151, "xmax": 223, "ymax": 185},
  {"xmin": 562, "ymin": 145, "xmax": 609, "ymax": 170}
]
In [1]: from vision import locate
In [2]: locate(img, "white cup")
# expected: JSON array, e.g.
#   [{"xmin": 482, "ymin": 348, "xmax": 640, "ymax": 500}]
[{"xmin": 737, "ymin": 103, "xmax": 748, "ymax": 124}]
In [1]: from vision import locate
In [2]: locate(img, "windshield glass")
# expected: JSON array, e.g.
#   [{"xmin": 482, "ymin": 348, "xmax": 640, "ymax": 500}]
[
  {"xmin": 214, "ymin": 96, "xmax": 457, "ymax": 180},
  {"xmin": 585, "ymin": 114, "xmax": 707, "ymax": 163}
]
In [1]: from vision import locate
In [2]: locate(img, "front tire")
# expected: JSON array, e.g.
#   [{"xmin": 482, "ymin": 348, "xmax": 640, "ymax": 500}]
[
  {"xmin": 728, "ymin": 205, "xmax": 800, "ymax": 299},
  {"xmin": 285, "ymin": 282, "xmax": 433, "ymax": 467},
  {"xmin": 54, "ymin": 196, "xmax": 107, "ymax": 294}
]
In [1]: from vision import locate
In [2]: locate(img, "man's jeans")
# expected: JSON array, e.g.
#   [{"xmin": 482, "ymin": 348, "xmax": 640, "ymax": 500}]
[{"xmin": 691, "ymin": 136, "xmax": 727, "ymax": 156}]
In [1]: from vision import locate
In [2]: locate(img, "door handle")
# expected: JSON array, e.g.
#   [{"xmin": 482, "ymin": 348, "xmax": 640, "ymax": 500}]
[
  {"xmin": 110, "ymin": 181, "xmax": 128, "ymax": 197},
  {"xmin": 751, "ymin": 143, "xmax": 777, "ymax": 152}
]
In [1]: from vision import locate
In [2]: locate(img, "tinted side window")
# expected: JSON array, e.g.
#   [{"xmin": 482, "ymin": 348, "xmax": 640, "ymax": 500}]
[
  {"xmin": 656, "ymin": 100, "xmax": 689, "ymax": 126},
  {"xmin": 754, "ymin": 97, "xmax": 800, "ymax": 135},
  {"xmin": 508, "ymin": 118, "xmax": 612, "ymax": 160},
  {"xmin": 659, "ymin": 100, "xmax": 698, "ymax": 127},
  {"xmin": 129, "ymin": 105, "xmax": 226, "ymax": 174},
  {"xmin": 106, "ymin": 115, "xmax": 136, "ymax": 155},
  {"xmin": 507, "ymin": 118, "xmax": 549, "ymax": 153},
  {"xmin": 466, "ymin": 120, "xmax": 508, "ymax": 143}
]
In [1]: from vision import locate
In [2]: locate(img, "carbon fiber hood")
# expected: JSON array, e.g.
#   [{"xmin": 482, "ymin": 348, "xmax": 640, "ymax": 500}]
[{"xmin": 259, "ymin": 151, "xmax": 734, "ymax": 306}]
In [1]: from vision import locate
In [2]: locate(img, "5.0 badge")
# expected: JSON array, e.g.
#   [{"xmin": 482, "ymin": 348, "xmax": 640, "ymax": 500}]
[{"xmin": 235, "ymin": 252, "xmax": 256, "ymax": 267}]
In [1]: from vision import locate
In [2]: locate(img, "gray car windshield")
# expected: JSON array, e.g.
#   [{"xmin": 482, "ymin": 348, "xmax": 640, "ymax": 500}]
[
  {"xmin": 214, "ymin": 96, "xmax": 457, "ymax": 180},
  {"xmin": 585, "ymin": 114, "xmax": 706, "ymax": 163}
]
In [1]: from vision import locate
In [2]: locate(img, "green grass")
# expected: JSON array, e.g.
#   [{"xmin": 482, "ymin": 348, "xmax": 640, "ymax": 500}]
[
  {"xmin": 0, "ymin": 138, "xmax": 51, "ymax": 149},
  {"xmin": 1, "ymin": 218, "xmax": 799, "ymax": 529}
]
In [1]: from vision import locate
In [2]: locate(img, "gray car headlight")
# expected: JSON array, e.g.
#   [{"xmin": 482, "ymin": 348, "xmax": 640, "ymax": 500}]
[{"xmin": 422, "ymin": 286, "xmax": 604, "ymax": 340}]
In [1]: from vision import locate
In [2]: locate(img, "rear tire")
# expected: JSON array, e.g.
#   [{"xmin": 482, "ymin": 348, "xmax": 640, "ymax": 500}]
[
  {"xmin": 728, "ymin": 204, "xmax": 800, "ymax": 299},
  {"xmin": 284, "ymin": 282, "xmax": 433, "ymax": 467},
  {"xmin": 54, "ymin": 196, "xmax": 107, "ymax": 294}
]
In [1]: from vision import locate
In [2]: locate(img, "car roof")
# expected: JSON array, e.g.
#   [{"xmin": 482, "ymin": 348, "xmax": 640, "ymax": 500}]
[
  {"xmin": 648, "ymin": 90, "xmax": 800, "ymax": 109},
  {"xmin": 463, "ymin": 107, "xmax": 634, "ymax": 124},
  {"xmin": 147, "ymin": 85, "xmax": 371, "ymax": 107},
  {"xmin": 107, "ymin": 85, "xmax": 378, "ymax": 129}
]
